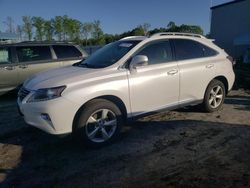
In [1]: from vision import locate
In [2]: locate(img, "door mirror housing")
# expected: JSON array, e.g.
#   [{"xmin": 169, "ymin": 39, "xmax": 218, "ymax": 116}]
[{"xmin": 129, "ymin": 55, "xmax": 148, "ymax": 71}]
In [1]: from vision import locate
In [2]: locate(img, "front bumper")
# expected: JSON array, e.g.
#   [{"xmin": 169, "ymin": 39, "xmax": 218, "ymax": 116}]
[{"xmin": 18, "ymin": 94, "xmax": 80, "ymax": 135}]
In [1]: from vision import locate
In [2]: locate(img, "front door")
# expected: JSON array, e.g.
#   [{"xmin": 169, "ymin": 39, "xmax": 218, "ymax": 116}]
[{"xmin": 128, "ymin": 40, "xmax": 179, "ymax": 116}]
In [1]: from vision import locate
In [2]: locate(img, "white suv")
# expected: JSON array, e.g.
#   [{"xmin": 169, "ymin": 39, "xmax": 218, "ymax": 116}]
[{"xmin": 18, "ymin": 33, "xmax": 235, "ymax": 147}]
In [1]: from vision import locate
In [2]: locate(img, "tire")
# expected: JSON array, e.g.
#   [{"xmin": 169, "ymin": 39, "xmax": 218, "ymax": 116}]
[
  {"xmin": 202, "ymin": 79, "xmax": 225, "ymax": 112},
  {"xmin": 73, "ymin": 99, "xmax": 123, "ymax": 147}
]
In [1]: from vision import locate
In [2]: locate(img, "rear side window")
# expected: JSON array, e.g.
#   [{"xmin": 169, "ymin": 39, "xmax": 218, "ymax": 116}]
[
  {"xmin": 173, "ymin": 39, "xmax": 204, "ymax": 60},
  {"xmin": 136, "ymin": 40, "xmax": 173, "ymax": 65},
  {"xmin": 202, "ymin": 45, "xmax": 218, "ymax": 57},
  {"xmin": 0, "ymin": 47, "xmax": 11, "ymax": 64},
  {"xmin": 173, "ymin": 39, "xmax": 218, "ymax": 60},
  {"xmin": 53, "ymin": 45, "xmax": 82, "ymax": 59},
  {"xmin": 17, "ymin": 46, "xmax": 52, "ymax": 62}
]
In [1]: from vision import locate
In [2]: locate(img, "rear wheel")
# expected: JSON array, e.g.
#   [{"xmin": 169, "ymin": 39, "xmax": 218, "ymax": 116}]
[
  {"xmin": 203, "ymin": 79, "xmax": 225, "ymax": 112},
  {"xmin": 73, "ymin": 99, "xmax": 123, "ymax": 147}
]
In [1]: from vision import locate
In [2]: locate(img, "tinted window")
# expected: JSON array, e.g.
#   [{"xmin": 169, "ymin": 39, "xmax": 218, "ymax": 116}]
[
  {"xmin": 0, "ymin": 47, "xmax": 11, "ymax": 64},
  {"xmin": 17, "ymin": 46, "xmax": 52, "ymax": 62},
  {"xmin": 136, "ymin": 40, "xmax": 173, "ymax": 65},
  {"xmin": 173, "ymin": 39, "xmax": 204, "ymax": 60},
  {"xmin": 53, "ymin": 45, "xmax": 82, "ymax": 59},
  {"xmin": 202, "ymin": 44, "xmax": 218, "ymax": 57}
]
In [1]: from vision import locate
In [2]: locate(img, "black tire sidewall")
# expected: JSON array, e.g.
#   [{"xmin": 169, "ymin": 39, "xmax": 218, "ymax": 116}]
[
  {"xmin": 74, "ymin": 99, "xmax": 123, "ymax": 147},
  {"xmin": 204, "ymin": 80, "xmax": 225, "ymax": 112}
]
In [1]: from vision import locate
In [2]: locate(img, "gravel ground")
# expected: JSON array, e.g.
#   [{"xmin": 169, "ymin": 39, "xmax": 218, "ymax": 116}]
[{"xmin": 0, "ymin": 89, "xmax": 250, "ymax": 188}]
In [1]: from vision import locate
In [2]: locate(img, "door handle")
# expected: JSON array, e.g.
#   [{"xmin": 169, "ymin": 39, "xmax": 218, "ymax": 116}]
[
  {"xmin": 19, "ymin": 65, "xmax": 28, "ymax": 69},
  {"xmin": 167, "ymin": 69, "xmax": 178, "ymax": 75},
  {"xmin": 3, "ymin": 66, "xmax": 15, "ymax": 70},
  {"xmin": 206, "ymin": 64, "xmax": 214, "ymax": 68}
]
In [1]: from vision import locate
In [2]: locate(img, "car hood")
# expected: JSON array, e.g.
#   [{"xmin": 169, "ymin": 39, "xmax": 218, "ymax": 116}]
[{"xmin": 24, "ymin": 65, "xmax": 102, "ymax": 90}]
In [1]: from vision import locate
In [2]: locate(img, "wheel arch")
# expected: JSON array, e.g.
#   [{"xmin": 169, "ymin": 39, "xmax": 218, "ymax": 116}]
[
  {"xmin": 204, "ymin": 76, "xmax": 229, "ymax": 99},
  {"xmin": 72, "ymin": 95, "xmax": 128, "ymax": 131},
  {"xmin": 213, "ymin": 76, "xmax": 229, "ymax": 95}
]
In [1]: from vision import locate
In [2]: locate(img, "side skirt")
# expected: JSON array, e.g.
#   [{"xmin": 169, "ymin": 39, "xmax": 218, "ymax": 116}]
[{"xmin": 126, "ymin": 99, "xmax": 203, "ymax": 123}]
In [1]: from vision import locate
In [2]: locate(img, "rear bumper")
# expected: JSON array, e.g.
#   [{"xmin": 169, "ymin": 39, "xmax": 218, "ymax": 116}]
[{"xmin": 227, "ymin": 70, "xmax": 235, "ymax": 92}]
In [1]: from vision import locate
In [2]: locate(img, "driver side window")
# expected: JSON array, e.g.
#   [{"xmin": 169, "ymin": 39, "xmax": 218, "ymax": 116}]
[{"xmin": 136, "ymin": 40, "xmax": 173, "ymax": 65}]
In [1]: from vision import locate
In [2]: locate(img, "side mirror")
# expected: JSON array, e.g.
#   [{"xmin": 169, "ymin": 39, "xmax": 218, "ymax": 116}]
[{"xmin": 129, "ymin": 55, "xmax": 148, "ymax": 71}]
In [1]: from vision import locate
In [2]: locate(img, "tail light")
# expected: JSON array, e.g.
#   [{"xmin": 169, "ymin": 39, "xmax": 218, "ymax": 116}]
[{"xmin": 227, "ymin": 56, "xmax": 236, "ymax": 66}]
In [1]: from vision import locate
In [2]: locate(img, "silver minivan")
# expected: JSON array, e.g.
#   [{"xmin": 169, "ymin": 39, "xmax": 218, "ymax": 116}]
[{"xmin": 0, "ymin": 42, "xmax": 88, "ymax": 95}]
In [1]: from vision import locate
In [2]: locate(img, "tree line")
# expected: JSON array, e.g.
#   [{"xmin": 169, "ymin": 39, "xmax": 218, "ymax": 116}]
[{"xmin": 2, "ymin": 16, "xmax": 204, "ymax": 46}]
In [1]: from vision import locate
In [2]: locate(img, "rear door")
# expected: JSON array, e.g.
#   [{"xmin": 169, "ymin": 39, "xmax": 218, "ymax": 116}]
[
  {"xmin": 0, "ymin": 46, "xmax": 19, "ymax": 93},
  {"xmin": 172, "ymin": 39, "xmax": 217, "ymax": 103},
  {"xmin": 52, "ymin": 45, "xmax": 85, "ymax": 66},
  {"xmin": 16, "ymin": 45, "xmax": 59, "ymax": 82}
]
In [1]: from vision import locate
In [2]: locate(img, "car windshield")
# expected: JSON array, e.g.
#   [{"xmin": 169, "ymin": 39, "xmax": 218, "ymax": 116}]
[{"xmin": 77, "ymin": 40, "xmax": 141, "ymax": 68}]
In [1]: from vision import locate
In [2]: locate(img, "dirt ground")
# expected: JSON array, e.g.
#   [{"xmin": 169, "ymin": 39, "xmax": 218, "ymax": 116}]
[{"xmin": 0, "ymin": 89, "xmax": 250, "ymax": 188}]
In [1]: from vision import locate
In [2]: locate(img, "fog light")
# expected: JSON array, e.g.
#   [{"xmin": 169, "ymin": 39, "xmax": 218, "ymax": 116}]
[{"xmin": 41, "ymin": 113, "xmax": 51, "ymax": 122}]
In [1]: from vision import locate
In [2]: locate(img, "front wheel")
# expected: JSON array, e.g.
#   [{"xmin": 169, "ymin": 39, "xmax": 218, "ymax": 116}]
[
  {"xmin": 73, "ymin": 99, "xmax": 123, "ymax": 147},
  {"xmin": 203, "ymin": 79, "xmax": 226, "ymax": 112}
]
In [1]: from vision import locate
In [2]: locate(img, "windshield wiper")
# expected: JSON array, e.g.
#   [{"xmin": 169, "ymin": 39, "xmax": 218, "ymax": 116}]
[
  {"xmin": 72, "ymin": 62, "xmax": 81, "ymax": 66},
  {"xmin": 78, "ymin": 63, "xmax": 98, "ymax": 68},
  {"xmin": 73, "ymin": 62, "xmax": 107, "ymax": 69}
]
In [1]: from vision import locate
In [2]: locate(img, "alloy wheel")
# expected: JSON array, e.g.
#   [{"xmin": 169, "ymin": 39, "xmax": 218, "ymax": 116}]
[
  {"xmin": 85, "ymin": 109, "xmax": 117, "ymax": 143},
  {"xmin": 208, "ymin": 85, "xmax": 223, "ymax": 108}
]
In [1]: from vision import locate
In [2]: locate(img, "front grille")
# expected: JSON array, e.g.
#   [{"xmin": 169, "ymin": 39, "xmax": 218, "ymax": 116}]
[{"xmin": 18, "ymin": 87, "xmax": 30, "ymax": 101}]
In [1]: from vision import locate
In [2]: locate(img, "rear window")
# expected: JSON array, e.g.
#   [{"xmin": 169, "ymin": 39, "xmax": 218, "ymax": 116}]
[
  {"xmin": 0, "ymin": 47, "xmax": 11, "ymax": 64},
  {"xmin": 53, "ymin": 45, "xmax": 82, "ymax": 59},
  {"xmin": 173, "ymin": 39, "xmax": 204, "ymax": 60},
  {"xmin": 173, "ymin": 39, "xmax": 218, "ymax": 61},
  {"xmin": 17, "ymin": 46, "xmax": 52, "ymax": 62}
]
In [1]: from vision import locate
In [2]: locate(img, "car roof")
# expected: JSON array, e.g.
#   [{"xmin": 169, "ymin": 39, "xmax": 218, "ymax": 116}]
[{"xmin": 0, "ymin": 41, "xmax": 77, "ymax": 47}]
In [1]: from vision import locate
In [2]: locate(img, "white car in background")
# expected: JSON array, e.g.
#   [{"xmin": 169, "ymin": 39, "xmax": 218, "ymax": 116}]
[{"xmin": 18, "ymin": 33, "xmax": 235, "ymax": 147}]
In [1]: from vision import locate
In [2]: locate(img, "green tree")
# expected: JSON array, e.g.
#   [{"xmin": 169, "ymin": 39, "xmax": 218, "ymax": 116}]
[
  {"xmin": 178, "ymin": 24, "xmax": 203, "ymax": 35},
  {"xmin": 44, "ymin": 20, "xmax": 54, "ymax": 41},
  {"xmin": 22, "ymin": 16, "xmax": 33, "ymax": 40},
  {"xmin": 81, "ymin": 22, "xmax": 93, "ymax": 46},
  {"xmin": 167, "ymin": 21, "xmax": 177, "ymax": 32},
  {"xmin": 91, "ymin": 20, "xmax": 105, "ymax": 45},
  {"xmin": 71, "ymin": 19, "xmax": 82, "ymax": 41},
  {"xmin": 32, "ymin": 16, "xmax": 45, "ymax": 40},
  {"xmin": 165, "ymin": 21, "xmax": 203, "ymax": 35},
  {"xmin": 53, "ymin": 16, "xmax": 63, "ymax": 41},
  {"xmin": 149, "ymin": 27, "xmax": 167, "ymax": 35},
  {"xmin": 104, "ymin": 34, "xmax": 115, "ymax": 44},
  {"xmin": 132, "ymin": 26, "xmax": 145, "ymax": 36},
  {"xmin": 62, "ymin": 15, "xmax": 70, "ymax": 40}
]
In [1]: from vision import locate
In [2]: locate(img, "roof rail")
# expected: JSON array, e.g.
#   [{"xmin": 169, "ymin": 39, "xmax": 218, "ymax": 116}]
[
  {"xmin": 150, "ymin": 32, "xmax": 206, "ymax": 39},
  {"xmin": 18, "ymin": 41, "xmax": 74, "ymax": 44},
  {"xmin": 119, "ymin": 36, "xmax": 147, "ymax": 41}
]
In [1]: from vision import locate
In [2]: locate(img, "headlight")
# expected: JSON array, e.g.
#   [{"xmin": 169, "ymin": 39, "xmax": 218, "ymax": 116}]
[{"xmin": 27, "ymin": 86, "xmax": 66, "ymax": 103}]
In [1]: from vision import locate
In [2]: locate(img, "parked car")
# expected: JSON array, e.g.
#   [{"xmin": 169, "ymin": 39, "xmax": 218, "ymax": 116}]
[
  {"xmin": 18, "ymin": 33, "xmax": 235, "ymax": 147},
  {"xmin": 0, "ymin": 42, "xmax": 88, "ymax": 95}
]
